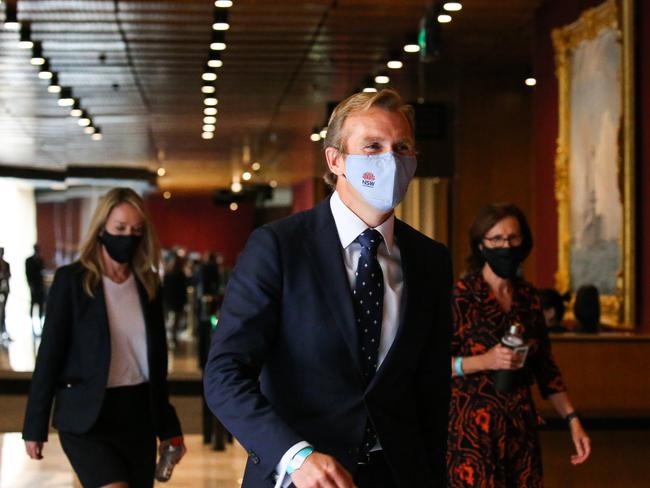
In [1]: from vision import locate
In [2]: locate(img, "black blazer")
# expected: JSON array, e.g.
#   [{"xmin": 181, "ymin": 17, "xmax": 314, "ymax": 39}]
[
  {"xmin": 22, "ymin": 262, "xmax": 182, "ymax": 442},
  {"xmin": 204, "ymin": 197, "xmax": 452, "ymax": 487}
]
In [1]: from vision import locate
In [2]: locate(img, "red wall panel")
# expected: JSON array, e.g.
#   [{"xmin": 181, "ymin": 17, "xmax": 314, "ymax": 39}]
[{"xmin": 147, "ymin": 194, "xmax": 255, "ymax": 267}]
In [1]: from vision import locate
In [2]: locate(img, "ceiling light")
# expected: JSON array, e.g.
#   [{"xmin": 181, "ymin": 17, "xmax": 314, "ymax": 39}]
[
  {"xmin": 157, "ymin": 167, "xmax": 166, "ymax": 177},
  {"xmin": 443, "ymin": 2, "xmax": 463, "ymax": 12},
  {"xmin": 203, "ymin": 124, "xmax": 216, "ymax": 132},
  {"xmin": 212, "ymin": 10, "xmax": 229, "ymax": 31},
  {"xmin": 208, "ymin": 52, "xmax": 223, "ymax": 68},
  {"xmin": 57, "ymin": 87, "xmax": 74, "ymax": 106},
  {"xmin": 210, "ymin": 31, "xmax": 227, "ymax": 51},
  {"xmin": 203, "ymin": 116, "xmax": 217, "ymax": 124},
  {"xmin": 204, "ymin": 107, "xmax": 218, "ymax": 116},
  {"xmin": 48, "ymin": 74, "xmax": 61, "ymax": 93},
  {"xmin": 242, "ymin": 171, "xmax": 252, "ymax": 181},
  {"xmin": 84, "ymin": 126, "xmax": 96, "ymax": 134},
  {"xmin": 78, "ymin": 112, "xmax": 91, "ymax": 126},
  {"xmin": 4, "ymin": 1, "xmax": 19, "ymax": 30},
  {"xmin": 251, "ymin": 162, "xmax": 261, "ymax": 171},
  {"xmin": 204, "ymin": 97, "xmax": 218, "ymax": 106},
  {"xmin": 319, "ymin": 128, "xmax": 327, "ymax": 139},
  {"xmin": 202, "ymin": 85, "xmax": 216, "ymax": 94},
  {"xmin": 215, "ymin": 1, "xmax": 233, "ymax": 7},
  {"xmin": 163, "ymin": 191, "xmax": 172, "ymax": 200},
  {"xmin": 91, "ymin": 129, "xmax": 102, "ymax": 140},
  {"xmin": 202, "ymin": 132, "xmax": 214, "ymax": 140},
  {"xmin": 269, "ymin": 180, "xmax": 278, "ymax": 188},
  {"xmin": 437, "ymin": 14, "xmax": 452, "ymax": 23},
  {"xmin": 18, "ymin": 22, "xmax": 33, "ymax": 49},
  {"xmin": 231, "ymin": 181, "xmax": 242, "ymax": 193},
  {"xmin": 310, "ymin": 128, "xmax": 321, "ymax": 142},
  {"xmin": 69, "ymin": 101, "xmax": 82, "ymax": 117},
  {"xmin": 38, "ymin": 61, "xmax": 53, "ymax": 79},
  {"xmin": 403, "ymin": 43, "xmax": 420, "ymax": 53},
  {"xmin": 374, "ymin": 74, "xmax": 390, "ymax": 84},
  {"xmin": 229, "ymin": 202, "xmax": 238, "ymax": 211},
  {"xmin": 202, "ymin": 71, "xmax": 217, "ymax": 82},
  {"xmin": 387, "ymin": 60, "xmax": 403, "ymax": 69},
  {"xmin": 30, "ymin": 42, "xmax": 45, "ymax": 65},
  {"xmin": 525, "ymin": 77, "xmax": 537, "ymax": 86},
  {"xmin": 363, "ymin": 87, "xmax": 378, "ymax": 93}
]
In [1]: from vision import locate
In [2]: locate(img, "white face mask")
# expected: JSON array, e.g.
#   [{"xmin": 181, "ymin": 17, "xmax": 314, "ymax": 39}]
[{"xmin": 343, "ymin": 151, "xmax": 417, "ymax": 212}]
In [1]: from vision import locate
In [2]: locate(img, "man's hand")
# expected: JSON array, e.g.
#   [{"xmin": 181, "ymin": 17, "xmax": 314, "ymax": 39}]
[
  {"xmin": 25, "ymin": 441, "xmax": 44, "ymax": 460},
  {"xmin": 291, "ymin": 452, "xmax": 356, "ymax": 488}
]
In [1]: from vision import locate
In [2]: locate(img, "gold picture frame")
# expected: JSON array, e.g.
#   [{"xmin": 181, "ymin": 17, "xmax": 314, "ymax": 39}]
[{"xmin": 552, "ymin": 0, "xmax": 635, "ymax": 328}]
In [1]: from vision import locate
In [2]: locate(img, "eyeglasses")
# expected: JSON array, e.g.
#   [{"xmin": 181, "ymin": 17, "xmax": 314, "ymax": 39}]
[{"xmin": 483, "ymin": 235, "xmax": 523, "ymax": 248}]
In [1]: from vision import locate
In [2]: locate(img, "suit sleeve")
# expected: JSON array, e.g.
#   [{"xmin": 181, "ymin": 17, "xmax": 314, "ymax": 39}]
[
  {"xmin": 203, "ymin": 226, "xmax": 302, "ymax": 481},
  {"xmin": 22, "ymin": 267, "xmax": 72, "ymax": 442},
  {"xmin": 416, "ymin": 246, "xmax": 452, "ymax": 487}
]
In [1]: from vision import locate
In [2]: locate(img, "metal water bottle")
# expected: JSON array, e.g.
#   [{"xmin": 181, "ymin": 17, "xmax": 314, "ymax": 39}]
[
  {"xmin": 155, "ymin": 437, "xmax": 183, "ymax": 482},
  {"xmin": 495, "ymin": 323, "xmax": 525, "ymax": 393}
]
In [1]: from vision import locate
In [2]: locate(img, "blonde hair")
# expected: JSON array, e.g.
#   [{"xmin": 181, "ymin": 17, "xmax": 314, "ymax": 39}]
[
  {"xmin": 78, "ymin": 187, "xmax": 160, "ymax": 301},
  {"xmin": 322, "ymin": 89, "xmax": 415, "ymax": 187}
]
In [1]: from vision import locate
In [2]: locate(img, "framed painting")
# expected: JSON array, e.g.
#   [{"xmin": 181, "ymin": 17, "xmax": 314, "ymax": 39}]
[{"xmin": 552, "ymin": 0, "xmax": 635, "ymax": 327}]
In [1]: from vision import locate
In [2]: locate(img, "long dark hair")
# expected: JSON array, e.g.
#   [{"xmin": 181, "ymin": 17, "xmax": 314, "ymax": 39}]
[{"xmin": 466, "ymin": 203, "xmax": 533, "ymax": 275}]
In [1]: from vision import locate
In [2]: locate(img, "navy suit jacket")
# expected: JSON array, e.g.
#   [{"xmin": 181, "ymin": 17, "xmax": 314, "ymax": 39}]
[
  {"xmin": 204, "ymin": 197, "xmax": 452, "ymax": 487},
  {"xmin": 22, "ymin": 262, "xmax": 181, "ymax": 442}
]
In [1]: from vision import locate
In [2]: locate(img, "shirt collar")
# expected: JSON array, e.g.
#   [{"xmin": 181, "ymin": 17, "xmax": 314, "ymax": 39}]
[{"xmin": 329, "ymin": 191, "xmax": 395, "ymax": 254}]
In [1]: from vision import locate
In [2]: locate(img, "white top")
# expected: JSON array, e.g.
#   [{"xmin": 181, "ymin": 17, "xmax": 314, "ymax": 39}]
[
  {"xmin": 102, "ymin": 274, "xmax": 149, "ymax": 388},
  {"xmin": 275, "ymin": 192, "xmax": 404, "ymax": 488}
]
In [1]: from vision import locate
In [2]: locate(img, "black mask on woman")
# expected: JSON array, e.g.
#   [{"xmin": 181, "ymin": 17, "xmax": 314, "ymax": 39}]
[
  {"xmin": 98, "ymin": 231, "xmax": 141, "ymax": 264},
  {"xmin": 481, "ymin": 246, "xmax": 527, "ymax": 279}
]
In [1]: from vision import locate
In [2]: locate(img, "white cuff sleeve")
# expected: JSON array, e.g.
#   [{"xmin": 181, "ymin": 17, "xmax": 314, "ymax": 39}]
[{"xmin": 273, "ymin": 441, "xmax": 312, "ymax": 488}]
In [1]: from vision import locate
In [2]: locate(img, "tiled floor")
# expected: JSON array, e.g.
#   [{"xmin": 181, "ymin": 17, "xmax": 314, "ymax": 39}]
[{"xmin": 0, "ymin": 433, "xmax": 247, "ymax": 488}]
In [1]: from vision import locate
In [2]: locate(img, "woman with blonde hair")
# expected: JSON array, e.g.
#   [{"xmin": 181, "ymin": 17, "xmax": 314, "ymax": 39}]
[{"xmin": 22, "ymin": 187, "xmax": 185, "ymax": 487}]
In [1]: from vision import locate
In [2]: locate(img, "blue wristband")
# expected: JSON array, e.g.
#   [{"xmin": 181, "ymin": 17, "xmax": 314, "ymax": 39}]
[
  {"xmin": 454, "ymin": 356, "xmax": 464, "ymax": 377},
  {"xmin": 286, "ymin": 447, "xmax": 314, "ymax": 475}
]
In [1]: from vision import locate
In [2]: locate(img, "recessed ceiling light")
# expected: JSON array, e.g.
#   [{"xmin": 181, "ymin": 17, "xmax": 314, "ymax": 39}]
[
  {"xmin": 443, "ymin": 2, "xmax": 463, "ymax": 12},
  {"xmin": 438, "ymin": 14, "xmax": 452, "ymax": 23},
  {"xmin": 403, "ymin": 44, "xmax": 420, "ymax": 53},
  {"xmin": 387, "ymin": 60, "xmax": 403, "ymax": 69},
  {"xmin": 203, "ymin": 116, "xmax": 217, "ymax": 124},
  {"xmin": 204, "ymin": 107, "xmax": 218, "ymax": 116},
  {"xmin": 215, "ymin": 1, "xmax": 233, "ymax": 7},
  {"xmin": 202, "ymin": 132, "xmax": 214, "ymax": 140}
]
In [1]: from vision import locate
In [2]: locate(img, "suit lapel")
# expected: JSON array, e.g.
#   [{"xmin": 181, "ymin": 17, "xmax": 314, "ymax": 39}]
[{"xmin": 303, "ymin": 198, "xmax": 363, "ymax": 376}]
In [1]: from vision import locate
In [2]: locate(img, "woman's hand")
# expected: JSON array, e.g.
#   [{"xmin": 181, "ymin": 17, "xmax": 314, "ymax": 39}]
[
  {"xmin": 482, "ymin": 344, "xmax": 525, "ymax": 370},
  {"xmin": 569, "ymin": 419, "xmax": 591, "ymax": 465},
  {"xmin": 159, "ymin": 436, "xmax": 187, "ymax": 464},
  {"xmin": 25, "ymin": 441, "xmax": 44, "ymax": 460}
]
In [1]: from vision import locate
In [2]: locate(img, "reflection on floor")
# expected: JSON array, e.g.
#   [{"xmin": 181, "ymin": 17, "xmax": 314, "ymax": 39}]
[{"xmin": 0, "ymin": 433, "xmax": 247, "ymax": 488}]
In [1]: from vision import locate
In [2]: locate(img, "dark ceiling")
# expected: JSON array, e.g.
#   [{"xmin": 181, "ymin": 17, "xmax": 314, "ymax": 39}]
[{"xmin": 0, "ymin": 0, "xmax": 542, "ymax": 190}]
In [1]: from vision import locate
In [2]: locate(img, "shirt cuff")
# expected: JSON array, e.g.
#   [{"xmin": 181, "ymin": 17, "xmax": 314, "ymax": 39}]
[{"xmin": 274, "ymin": 440, "xmax": 312, "ymax": 488}]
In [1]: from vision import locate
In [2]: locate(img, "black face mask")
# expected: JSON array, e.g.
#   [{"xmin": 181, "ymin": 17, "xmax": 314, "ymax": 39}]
[
  {"xmin": 98, "ymin": 231, "xmax": 141, "ymax": 264},
  {"xmin": 481, "ymin": 246, "xmax": 527, "ymax": 279}
]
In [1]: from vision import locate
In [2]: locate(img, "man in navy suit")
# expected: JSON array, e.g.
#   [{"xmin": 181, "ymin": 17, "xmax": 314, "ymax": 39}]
[{"xmin": 204, "ymin": 89, "xmax": 451, "ymax": 488}]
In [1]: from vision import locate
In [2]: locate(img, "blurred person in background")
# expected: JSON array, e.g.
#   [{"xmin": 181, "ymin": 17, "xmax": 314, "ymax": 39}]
[
  {"xmin": 22, "ymin": 187, "xmax": 185, "ymax": 488},
  {"xmin": 26, "ymin": 243, "xmax": 46, "ymax": 333},
  {"xmin": 539, "ymin": 288, "xmax": 570, "ymax": 333},
  {"xmin": 163, "ymin": 252, "xmax": 188, "ymax": 348},
  {"xmin": 0, "ymin": 247, "xmax": 11, "ymax": 343}
]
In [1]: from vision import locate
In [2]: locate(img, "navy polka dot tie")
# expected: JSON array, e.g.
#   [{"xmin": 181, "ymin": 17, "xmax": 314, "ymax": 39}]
[{"xmin": 353, "ymin": 228, "xmax": 383, "ymax": 456}]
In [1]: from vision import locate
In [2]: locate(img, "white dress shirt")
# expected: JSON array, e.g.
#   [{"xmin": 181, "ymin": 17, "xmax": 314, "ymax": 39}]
[{"xmin": 274, "ymin": 192, "xmax": 404, "ymax": 487}]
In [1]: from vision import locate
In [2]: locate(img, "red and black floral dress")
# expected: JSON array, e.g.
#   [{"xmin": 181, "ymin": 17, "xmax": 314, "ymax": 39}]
[{"xmin": 447, "ymin": 273, "xmax": 566, "ymax": 488}]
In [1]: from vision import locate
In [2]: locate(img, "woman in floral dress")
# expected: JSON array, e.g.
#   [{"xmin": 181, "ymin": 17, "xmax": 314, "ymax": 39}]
[{"xmin": 447, "ymin": 204, "xmax": 591, "ymax": 487}]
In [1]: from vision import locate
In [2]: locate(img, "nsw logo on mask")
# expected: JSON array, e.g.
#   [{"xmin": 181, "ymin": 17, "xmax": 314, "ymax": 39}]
[
  {"xmin": 344, "ymin": 152, "xmax": 417, "ymax": 212},
  {"xmin": 361, "ymin": 172, "xmax": 376, "ymax": 188}
]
